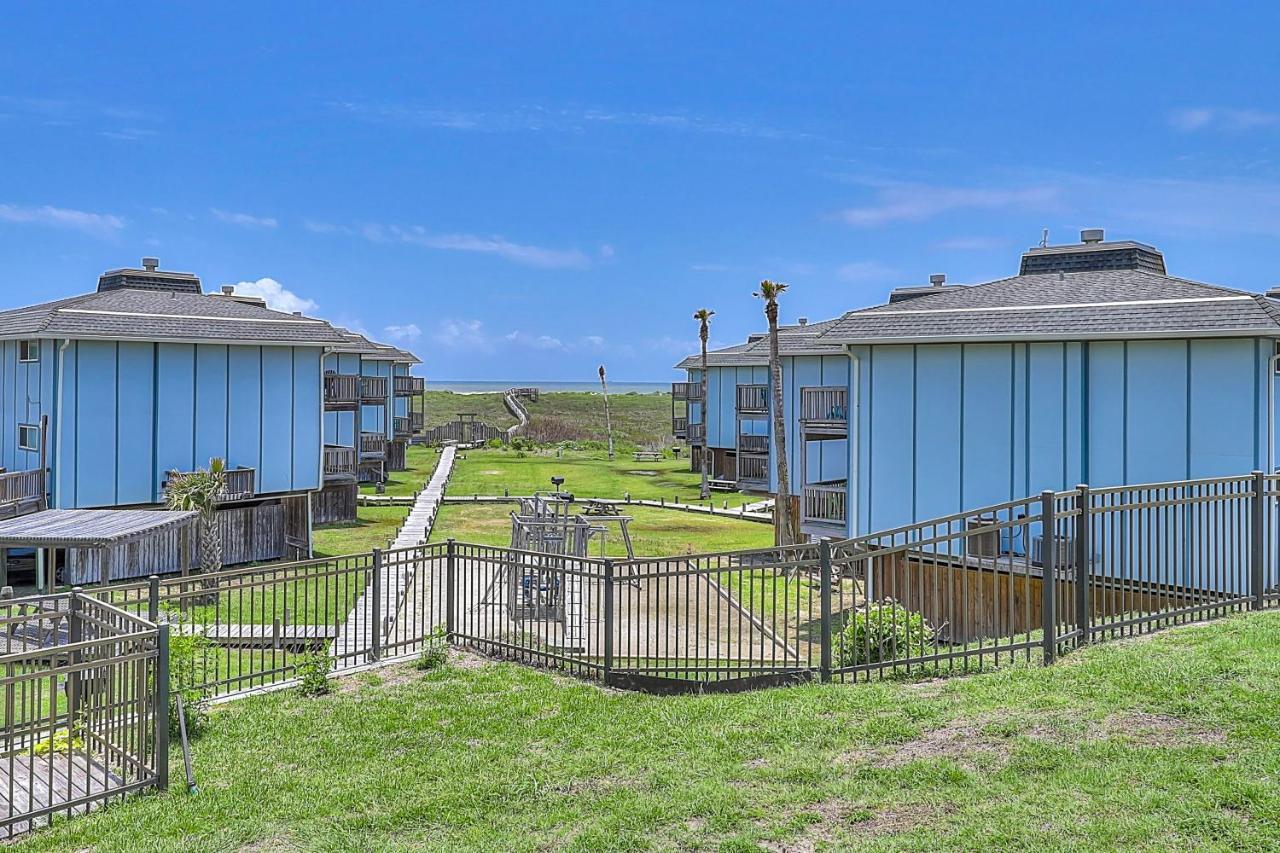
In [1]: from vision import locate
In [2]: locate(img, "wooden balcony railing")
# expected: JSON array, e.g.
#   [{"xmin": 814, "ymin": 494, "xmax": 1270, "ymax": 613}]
[
  {"xmin": 360, "ymin": 376, "xmax": 389, "ymax": 402},
  {"xmin": 738, "ymin": 433, "xmax": 769, "ymax": 454},
  {"xmin": 802, "ymin": 482, "xmax": 847, "ymax": 526},
  {"xmin": 738, "ymin": 452, "xmax": 768, "ymax": 485},
  {"xmin": 800, "ymin": 386, "xmax": 849, "ymax": 432},
  {"xmin": 687, "ymin": 422, "xmax": 706, "ymax": 444},
  {"xmin": 672, "ymin": 415, "xmax": 689, "ymax": 438},
  {"xmin": 360, "ymin": 432, "xmax": 387, "ymax": 457},
  {"xmin": 0, "ymin": 469, "xmax": 45, "ymax": 517},
  {"xmin": 393, "ymin": 416, "xmax": 412, "ymax": 437},
  {"xmin": 324, "ymin": 374, "xmax": 359, "ymax": 407},
  {"xmin": 323, "ymin": 445, "xmax": 358, "ymax": 480},
  {"xmin": 394, "ymin": 375, "xmax": 425, "ymax": 396},
  {"xmin": 736, "ymin": 384, "xmax": 769, "ymax": 414},
  {"xmin": 671, "ymin": 382, "xmax": 702, "ymax": 401},
  {"xmin": 165, "ymin": 466, "xmax": 255, "ymax": 502},
  {"xmin": 411, "ymin": 411, "xmax": 424, "ymax": 433}
]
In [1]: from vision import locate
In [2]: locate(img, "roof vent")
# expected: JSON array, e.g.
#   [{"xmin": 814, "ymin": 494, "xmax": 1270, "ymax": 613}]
[
  {"xmin": 1080, "ymin": 229, "xmax": 1104, "ymax": 244},
  {"xmin": 929, "ymin": 274, "xmax": 946, "ymax": 287},
  {"xmin": 142, "ymin": 257, "xmax": 160, "ymax": 271},
  {"xmin": 1266, "ymin": 286, "xmax": 1280, "ymax": 300},
  {"xmin": 797, "ymin": 317, "xmax": 808, "ymax": 326},
  {"xmin": 97, "ymin": 260, "xmax": 202, "ymax": 294},
  {"xmin": 1019, "ymin": 229, "xmax": 1166, "ymax": 276},
  {"xmin": 221, "ymin": 285, "xmax": 235, "ymax": 295}
]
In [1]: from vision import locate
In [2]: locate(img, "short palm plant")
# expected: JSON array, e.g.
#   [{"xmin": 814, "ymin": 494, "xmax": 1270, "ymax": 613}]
[{"xmin": 166, "ymin": 458, "xmax": 227, "ymax": 574}]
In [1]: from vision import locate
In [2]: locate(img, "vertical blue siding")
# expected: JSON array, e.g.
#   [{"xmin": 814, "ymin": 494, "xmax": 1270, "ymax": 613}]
[
  {"xmin": 961, "ymin": 344, "xmax": 1014, "ymax": 508},
  {"xmin": 1125, "ymin": 340, "xmax": 1189, "ymax": 483},
  {"xmin": 227, "ymin": 346, "xmax": 264, "ymax": 477},
  {"xmin": 868, "ymin": 346, "xmax": 914, "ymax": 530},
  {"xmin": 914, "ymin": 345, "xmax": 961, "ymax": 520},
  {"xmin": 116, "ymin": 342, "xmax": 155, "ymax": 503},
  {"xmin": 1027, "ymin": 343, "xmax": 1067, "ymax": 493},
  {"xmin": 260, "ymin": 348, "xmax": 294, "ymax": 492},
  {"xmin": 155, "ymin": 343, "xmax": 197, "ymax": 493},
  {"xmin": 194, "ymin": 345, "xmax": 229, "ymax": 469},
  {"xmin": 293, "ymin": 349, "xmax": 321, "ymax": 486},
  {"xmin": 1188, "ymin": 339, "xmax": 1256, "ymax": 476}
]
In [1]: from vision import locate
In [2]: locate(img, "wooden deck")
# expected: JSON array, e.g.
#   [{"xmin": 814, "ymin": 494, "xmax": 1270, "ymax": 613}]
[{"xmin": 0, "ymin": 752, "xmax": 123, "ymax": 839}]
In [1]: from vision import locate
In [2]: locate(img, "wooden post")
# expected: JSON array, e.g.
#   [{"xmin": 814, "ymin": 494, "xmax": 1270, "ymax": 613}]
[
  {"xmin": 148, "ymin": 575, "xmax": 161, "ymax": 623},
  {"xmin": 0, "ymin": 549, "xmax": 7, "ymax": 591},
  {"xmin": 35, "ymin": 548, "xmax": 45, "ymax": 595}
]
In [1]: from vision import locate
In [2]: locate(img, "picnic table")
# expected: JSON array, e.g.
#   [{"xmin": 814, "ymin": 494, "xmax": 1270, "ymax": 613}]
[
  {"xmin": 583, "ymin": 499, "xmax": 620, "ymax": 516},
  {"xmin": 633, "ymin": 450, "xmax": 662, "ymax": 462}
]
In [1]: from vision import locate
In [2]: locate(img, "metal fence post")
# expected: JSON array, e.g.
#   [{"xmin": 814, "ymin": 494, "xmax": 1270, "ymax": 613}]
[
  {"xmin": 445, "ymin": 538, "xmax": 457, "ymax": 641},
  {"xmin": 67, "ymin": 588, "xmax": 82, "ymax": 727},
  {"xmin": 156, "ymin": 623, "xmax": 170, "ymax": 791},
  {"xmin": 148, "ymin": 575, "xmax": 160, "ymax": 624},
  {"xmin": 819, "ymin": 539, "xmax": 833, "ymax": 683},
  {"xmin": 1252, "ymin": 470, "xmax": 1265, "ymax": 611},
  {"xmin": 602, "ymin": 559, "xmax": 615, "ymax": 687},
  {"xmin": 1074, "ymin": 485, "xmax": 1091, "ymax": 648},
  {"xmin": 1039, "ymin": 490, "xmax": 1058, "ymax": 666},
  {"xmin": 370, "ymin": 548, "xmax": 383, "ymax": 661}
]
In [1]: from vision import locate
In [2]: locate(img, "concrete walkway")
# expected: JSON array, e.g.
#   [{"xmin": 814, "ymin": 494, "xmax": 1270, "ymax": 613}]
[{"xmin": 332, "ymin": 445, "xmax": 456, "ymax": 666}]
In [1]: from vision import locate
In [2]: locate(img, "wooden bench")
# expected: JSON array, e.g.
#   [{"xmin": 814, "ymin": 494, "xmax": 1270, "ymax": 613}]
[
  {"xmin": 708, "ymin": 479, "xmax": 737, "ymax": 492},
  {"xmin": 633, "ymin": 451, "xmax": 663, "ymax": 462}
]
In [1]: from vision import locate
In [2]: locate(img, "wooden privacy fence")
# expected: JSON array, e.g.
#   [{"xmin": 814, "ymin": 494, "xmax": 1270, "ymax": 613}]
[{"xmin": 0, "ymin": 591, "xmax": 166, "ymax": 839}]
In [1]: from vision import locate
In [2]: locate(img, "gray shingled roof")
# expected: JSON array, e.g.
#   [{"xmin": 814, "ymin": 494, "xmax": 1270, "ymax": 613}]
[
  {"xmin": 819, "ymin": 269, "xmax": 1280, "ymax": 343},
  {"xmin": 674, "ymin": 341, "xmax": 766, "ymax": 370},
  {"xmin": 332, "ymin": 329, "xmax": 421, "ymax": 365},
  {"xmin": 0, "ymin": 288, "xmax": 351, "ymax": 347},
  {"xmin": 673, "ymin": 318, "xmax": 846, "ymax": 369}
]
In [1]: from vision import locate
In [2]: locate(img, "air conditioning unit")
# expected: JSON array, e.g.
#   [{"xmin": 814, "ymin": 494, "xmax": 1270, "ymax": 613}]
[
  {"xmin": 965, "ymin": 516, "xmax": 1000, "ymax": 558},
  {"xmin": 1032, "ymin": 534, "xmax": 1076, "ymax": 569}
]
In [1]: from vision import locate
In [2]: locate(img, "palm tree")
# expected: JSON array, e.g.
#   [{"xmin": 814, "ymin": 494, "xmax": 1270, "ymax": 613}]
[
  {"xmin": 598, "ymin": 364, "xmax": 615, "ymax": 460},
  {"xmin": 693, "ymin": 308, "xmax": 715, "ymax": 499},
  {"xmin": 166, "ymin": 458, "xmax": 227, "ymax": 574},
  {"xmin": 753, "ymin": 281, "xmax": 796, "ymax": 545}
]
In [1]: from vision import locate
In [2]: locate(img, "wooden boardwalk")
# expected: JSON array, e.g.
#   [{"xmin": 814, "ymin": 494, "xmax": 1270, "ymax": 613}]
[
  {"xmin": 0, "ymin": 753, "xmax": 123, "ymax": 839},
  {"xmin": 193, "ymin": 623, "xmax": 338, "ymax": 649}
]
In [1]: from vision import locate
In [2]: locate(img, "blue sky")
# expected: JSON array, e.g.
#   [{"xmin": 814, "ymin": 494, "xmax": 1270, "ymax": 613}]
[{"xmin": 2, "ymin": 3, "xmax": 1279, "ymax": 381}]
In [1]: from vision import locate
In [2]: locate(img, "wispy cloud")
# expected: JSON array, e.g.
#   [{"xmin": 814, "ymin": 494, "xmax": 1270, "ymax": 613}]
[
  {"xmin": 0, "ymin": 203, "xmax": 125, "ymax": 236},
  {"xmin": 433, "ymin": 319, "xmax": 493, "ymax": 352},
  {"xmin": 312, "ymin": 220, "xmax": 592, "ymax": 270},
  {"xmin": 691, "ymin": 262, "xmax": 733, "ymax": 273},
  {"xmin": 0, "ymin": 95, "xmax": 159, "ymax": 141},
  {"xmin": 224, "ymin": 278, "xmax": 317, "ymax": 314},
  {"xmin": 837, "ymin": 181, "xmax": 1060, "ymax": 227},
  {"xmin": 434, "ymin": 318, "xmax": 608, "ymax": 354},
  {"xmin": 1170, "ymin": 107, "xmax": 1280, "ymax": 132},
  {"xmin": 835, "ymin": 261, "xmax": 899, "ymax": 284},
  {"xmin": 330, "ymin": 101, "xmax": 817, "ymax": 142},
  {"xmin": 212, "ymin": 208, "xmax": 278, "ymax": 229},
  {"xmin": 505, "ymin": 330, "xmax": 565, "ymax": 350},
  {"xmin": 383, "ymin": 323, "xmax": 422, "ymax": 343}
]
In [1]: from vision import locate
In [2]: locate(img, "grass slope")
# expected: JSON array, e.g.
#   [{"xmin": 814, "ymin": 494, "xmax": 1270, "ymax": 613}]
[
  {"xmin": 447, "ymin": 447, "xmax": 755, "ymax": 507},
  {"xmin": 418, "ymin": 390, "xmax": 676, "ymax": 448},
  {"xmin": 21, "ymin": 611, "xmax": 1280, "ymax": 851},
  {"xmin": 430, "ymin": 503, "xmax": 773, "ymax": 556}
]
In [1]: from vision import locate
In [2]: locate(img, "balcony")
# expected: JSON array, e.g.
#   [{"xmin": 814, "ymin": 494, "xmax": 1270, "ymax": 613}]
[
  {"xmin": 324, "ymin": 374, "xmax": 359, "ymax": 409},
  {"xmin": 323, "ymin": 445, "xmax": 358, "ymax": 481},
  {"xmin": 687, "ymin": 421, "xmax": 706, "ymax": 445},
  {"xmin": 359, "ymin": 432, "xmax": 387, "ymax": 458},
  {"xmin": 0, "ymin": 469, "xmax": 45, "ymax": 520},
  {"xmin": 411, "ymin": 411, "xmax": 424, "ymax": 433},
  {"xmin": 672, "ymin": 415, "xmax": 688, "ymax": 440},
  {"xmin": 394, "ymin": 375, "xmax": 425, "ymax": 396},
  {"xmin": 164, "ymin": 466, "xmax": 255, "ymax": 503},
  {"xmin": 800, "ymin": 386, "xmax": 849, "ymax": 437},
  {"xmin": 737, "ymin": 453, "xmax": 768, "ymax": 489},
  {"xmin": 393, "ymin": 416, "xmax": 412, "ymax": 438},
  {"xmin": 735, "ymin": 384, "xmax": 769, "ymax": 415},
  {"xmin": 671, "ymin": 382, "xmax": 702, "ymax": 401},
  {"xmin": 802, "ymin": 482, "xmax": 847, "ymax": 528},
  {"xmin": 360, "ymin": 376, "xmax": 389, "ymax": 402},
  {"xmin": 738, "ymin": 433, "xmax": 769, "ymax": 455}
]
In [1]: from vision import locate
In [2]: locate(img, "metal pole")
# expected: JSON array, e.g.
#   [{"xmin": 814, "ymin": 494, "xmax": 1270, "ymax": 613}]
[
  {"xmin": 370, "ymin": 548, "xmax": 383, "ymax": 661},
  {"xmin": 819, "ymin": 539, "xmax": 833, "ymax": 683},
  {"xmin": 445, "ymin": 538, "xmax": 457, "ymax": 641},
  {"xmin": 1074, "ymin": 484, "xmax": 1091, "ymax": 647},
  {"xmin": 602, "ymin": 559, "xmax": 614, "ymax": 687},
  {"xmin": 67, "ymin": 588, "xmax": 82, "ymax": 727},
  {"xmin": 1252, "ymin": 470, "xmax": 1265, "ymax": 611},
  {"xmin": 156, "ymin": 623, "xmax": 171, "ymax": 790},
  {"xmin": 148, "ymin": 575, "xmax": 161, "ymax": 623},
  {"xmin": 1040, "ymin": 490, "xmax": 1058, "ymax": 666}
]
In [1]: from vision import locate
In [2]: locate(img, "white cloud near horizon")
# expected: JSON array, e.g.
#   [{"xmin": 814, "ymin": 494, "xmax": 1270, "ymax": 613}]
[
  {"xmin": 212, "ymin": 208, "xmax": 278, "ymax": 229},
  {"xmin": 0, "ymin": 203, "xmax": 125, "ymax": 236},
  {"xmin": 226, "ymin": 278, "xmax": 318, "ymax": 314},
  {"xmin": 383, "ymin": 323, "xmax": 422, "ymax": 343},
  {"xmin": 434, "ymin": 318, "xmax": 610, "ymax": 354},
  {"xmin": 1170, "ymin": 107, "xmax": 1280, "ymax": 132}
]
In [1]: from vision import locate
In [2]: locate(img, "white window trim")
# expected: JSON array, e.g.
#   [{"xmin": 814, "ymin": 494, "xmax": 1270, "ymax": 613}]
[
  {"xmin": 18, "ymin": 340, "xmax": 39, "ymax": 363},
  {"xmin": 17, "ymin": 424, "xmax": 39, "ymax": 452}
]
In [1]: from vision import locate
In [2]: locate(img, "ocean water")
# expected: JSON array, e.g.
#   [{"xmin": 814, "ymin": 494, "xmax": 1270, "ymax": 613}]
[{"xmin": 431, "ymin": 380, "xmax": 668, "ymax": 395}]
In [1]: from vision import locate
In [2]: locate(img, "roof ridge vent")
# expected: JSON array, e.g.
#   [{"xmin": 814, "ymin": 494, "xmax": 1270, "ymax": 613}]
[
  {"xmin": 97, "ymin": 259, "xmax": 202, "ymax": 294},
  {"xmin": 1080, "ymin": 228, "xmax": 1105, "ymax": 244}
]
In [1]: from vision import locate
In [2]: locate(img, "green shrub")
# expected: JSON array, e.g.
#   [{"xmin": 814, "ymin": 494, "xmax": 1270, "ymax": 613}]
[
  {"xmin": 837, "ymin": 600, "xmax": 935, "ymax": 667},
  {"xmin": 168, "ymin": 623, "xmax": 213, "ymax": 739},
  {"xmin": 34, "ymin": 729, "xmax": 84, "ymax": 756},
  {"xmin": 486, "ymin": 438, "xmax": 505, "ymax": 449},
  {"xmin": 414, "ymin": 627, "xmax": 449, "ymax": 672},
  {"xmin": 296, "ymin": 651, "xmax": 332, "ymax": 697}
]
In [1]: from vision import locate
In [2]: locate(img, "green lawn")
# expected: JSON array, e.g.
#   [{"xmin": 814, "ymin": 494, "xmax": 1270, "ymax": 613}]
[
  {"xmin": 313, "ymin": 505, "xmax": 410, "ymax": 557},
  {"xmin": 362, "ymin": 445, "xmax": 441, "ymax": 497},
  {"xmin": 447, "ymin": 447, "xmax": 756, "ymax": 507},
  {"xmin": 430, "ymin": 502, "xmax": 773, "ymax": 557},
  {"xmin": 21, "ymin": 610, "xmax": 1280, "ymax": 851},
  {"xmin": 419, "ymin": 390, "xmax": 518, "ymax": 430}
]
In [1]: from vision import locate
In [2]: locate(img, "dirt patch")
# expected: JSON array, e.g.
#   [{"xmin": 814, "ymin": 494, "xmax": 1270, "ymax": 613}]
[
  {"xmin": 761, "ymin": 801, "xmax": 940, "ymax": 851},
  {"xmin": 1025, "ymin": 710, "xmax": 1227, "ymax": 748},
  {"xmin": 869, "ymin": 716, "xmax": 1013, "ymax": 771},
  {"xmin": 239, "ymin": 835, "xmax": 299, "ymax": 851},
  {"xmin": 626, "ymin": 470, "xmax": 659, "ymax": 477}
]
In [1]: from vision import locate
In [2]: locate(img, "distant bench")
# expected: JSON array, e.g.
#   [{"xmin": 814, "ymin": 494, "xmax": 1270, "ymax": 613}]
[
  {"xmin": 708, "ymin": 479, "xmax": 737, "ymax": 492},
  {"xmin": 633, "ymin": 451, "xmax": 663, "ymax": 462}
]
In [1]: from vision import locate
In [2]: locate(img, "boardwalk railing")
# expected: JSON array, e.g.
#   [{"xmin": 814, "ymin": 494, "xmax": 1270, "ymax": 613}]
[
  {"xmin": 0, "ymin": 591, "xmax": 165, "ymax": 838},
  {"xmin": 0, "ymin": 471, "xmax": 45, "ymax": 520},
  {"xmin": 420, "ymin": 420, "xmax": 507, "ymax": 445}
]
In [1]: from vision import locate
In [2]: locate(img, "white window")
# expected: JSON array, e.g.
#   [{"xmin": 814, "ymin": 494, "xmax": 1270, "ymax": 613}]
[
  {"xmin": 17, "ymin": 424, "xmax": 39, "ymax": 452},
  {"xmin": 18, "ymin": 340, "xmax": 39, "ymax": 363}
]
